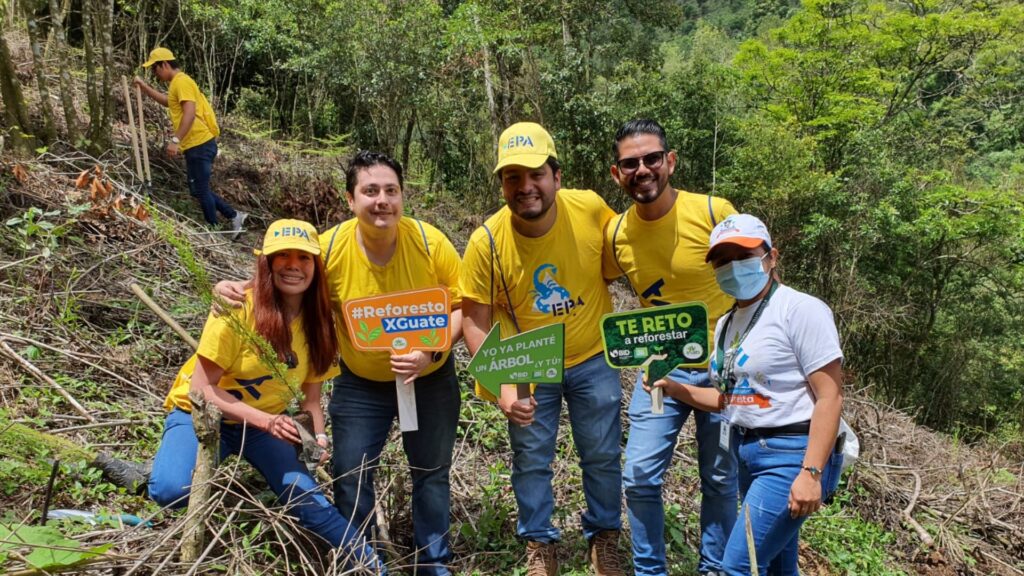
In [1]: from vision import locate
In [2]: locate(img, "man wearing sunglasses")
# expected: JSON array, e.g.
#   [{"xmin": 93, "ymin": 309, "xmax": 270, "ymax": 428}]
[{"xmin": 604, "ymin": 119, "xmax": 738, "ymax": 576}]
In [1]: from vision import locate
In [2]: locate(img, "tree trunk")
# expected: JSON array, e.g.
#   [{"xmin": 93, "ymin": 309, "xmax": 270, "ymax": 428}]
[
  {"xmin": 0, "ymin": 1, "xmax": 31, "ymax": 131},
  {"xmin": 47, "ymin": 0, "xmax": 79, "ymax": 144},
  {"xmin": 82, "ymin": 0, "xmax": 112, "ymax": 152},
  {"xmin": 180, "ymin": 388, "xmax": 221, "ymax": 564},
  {"xmin": 401, "ymin": 108, "xmax": 415, "ymax": 172},
  {"xmin": 82, "ymin": 0, "xmax": 100, "ymax": 147},
  {"xmin": 472, "ymin": 10, "xmax": 499, "ymax": 142},
  {"xmin": 22, "ymin": 0, "xmax": 57, "ymax": 143},
  {"xmin": 98, "ymin": 0, "xmax": 114, "ymax": 150}
]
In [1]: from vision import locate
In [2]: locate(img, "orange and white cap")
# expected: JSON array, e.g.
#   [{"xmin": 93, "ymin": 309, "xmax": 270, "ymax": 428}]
[{"xmin": 706, "ymin": 214, "xmax": 772, "ymax": 262}]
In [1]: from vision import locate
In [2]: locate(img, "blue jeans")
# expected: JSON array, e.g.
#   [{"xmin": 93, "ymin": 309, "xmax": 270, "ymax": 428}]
[
  {"xmin": 624, "ymin": 368, "xmax": 738, "ymax": 575},
  {"xmin": 149, "ymin": 409, "xmax": 383, "ymax": 571},
  {"xmin": 183, "ymin": 138, "xmax": 236, "ymax": 226},
  {"xmin": 329, "ymin": 357, "xmax": 460, "ymax": 576},
  {"xmin": 509, "ymin": 353, "xmax": 622, "ymax": 543},
  {"xmin": 722, "ymin": 432, "xmax": 843, "ymax": 576}
]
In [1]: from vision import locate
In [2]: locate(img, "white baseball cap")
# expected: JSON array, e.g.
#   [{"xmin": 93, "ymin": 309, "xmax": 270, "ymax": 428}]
[{"xmin": 706, "ymin": 213, "xmax": 772, "ymax": 262}]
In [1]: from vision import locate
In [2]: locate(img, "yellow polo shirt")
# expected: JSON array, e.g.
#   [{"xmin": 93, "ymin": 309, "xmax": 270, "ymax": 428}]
[
  {"xmin": 320, "ymin": 217, "xmax": 463, "ymax": 382},
  {"xmin": 604, "ymin": 190, "xmax": 737, "ymax": 367},
  {"xmin": 164, "ymin": 293, "xmax": 339, "ymax": 414},
  {"xmin": 168, "ymin": 72, "xmax": 219, "ymax": 151},
  {"xmin": 461, "ymin": 189, "xmax": 617, "ymax": 373}
]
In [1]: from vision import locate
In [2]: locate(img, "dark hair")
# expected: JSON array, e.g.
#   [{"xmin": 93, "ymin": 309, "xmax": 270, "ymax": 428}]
[
  {"xmin": 155, "ymin": 59, "xmax": 180, "ymax": 71},
  {"xmin": 345, "ymin": 150, "xmax": 404, "ymax": 194},
  {"xmin": 612, "ymin": 119, "xmax": 669, "ymax": 160},
  {"xmin": 252, "ymin": 253, "xmax": 338, "ymax": 377},
  {"xmin": 497, "ymin": 156, "xmax": 560, "ymax": 179}
]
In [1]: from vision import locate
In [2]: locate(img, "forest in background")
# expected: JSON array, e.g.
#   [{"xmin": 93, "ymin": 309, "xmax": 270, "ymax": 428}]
[
  {"xmin": 2, "ymin": 0, "xmax": 1024, "ymax": 573},
  {"xmin": 16, "ymin": 0, "xmax": 1013, "ymax": 436}
]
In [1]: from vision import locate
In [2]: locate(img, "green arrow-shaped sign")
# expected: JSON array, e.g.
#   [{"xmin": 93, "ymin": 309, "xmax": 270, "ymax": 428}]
[{"xmin": 468, "ymin": 322, "xmax": 565, "ymax": 398}]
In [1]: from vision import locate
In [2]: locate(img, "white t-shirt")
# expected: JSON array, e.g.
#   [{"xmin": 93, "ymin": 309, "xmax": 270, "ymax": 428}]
[{"xmin": 709, "ymin": 284, "xmax": 843, "ymax": 429}]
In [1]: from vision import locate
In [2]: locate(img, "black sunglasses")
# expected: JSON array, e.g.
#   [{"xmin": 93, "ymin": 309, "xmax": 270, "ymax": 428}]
[{"xmin": 616, "ymin": 150, "xmax": 667, "ymax": 174}]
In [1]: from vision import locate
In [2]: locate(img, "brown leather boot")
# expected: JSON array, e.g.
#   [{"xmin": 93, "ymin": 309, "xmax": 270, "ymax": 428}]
[
  {"xmin": 526, "ymin": 540, "xmax": 558, "ymax": 576},
  {"xmin": 588, "ymin": 530, "xmax": 625, "ymax": 576}
]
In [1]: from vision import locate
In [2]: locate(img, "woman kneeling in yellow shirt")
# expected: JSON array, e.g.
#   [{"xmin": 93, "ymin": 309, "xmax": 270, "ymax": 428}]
[{"xmin": 149, "ymin": 219, "xmax": 383, "ymax": 572}]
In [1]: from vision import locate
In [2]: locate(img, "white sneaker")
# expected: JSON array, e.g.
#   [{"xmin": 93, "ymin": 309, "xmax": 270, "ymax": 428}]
[{"xmin": 230, "ymin": 211, "xmax": 247, "ymax": 240}]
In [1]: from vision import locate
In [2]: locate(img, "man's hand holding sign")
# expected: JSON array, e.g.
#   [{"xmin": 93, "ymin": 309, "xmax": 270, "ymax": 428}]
[
  {"xmin": 342, "ymin": 286, "xmax": 451, "ymax": 432},
  {"xmin": 601, "ymin": 302, "xmax": 710, "ymax": 414},
  {"xmin": 466, "ymin": 323, "xmax": 565, "ymax": 426}
]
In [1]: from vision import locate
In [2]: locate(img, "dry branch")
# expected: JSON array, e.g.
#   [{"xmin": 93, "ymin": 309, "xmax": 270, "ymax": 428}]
[{"xmin": 0, "ymin": 338, "xmax": 94, "ymax": 421}]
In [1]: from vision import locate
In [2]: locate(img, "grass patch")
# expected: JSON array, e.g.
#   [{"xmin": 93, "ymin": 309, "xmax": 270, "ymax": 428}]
[{"xmin": 802, "ymin": 488, "xmax": 906, "ymax": 575}]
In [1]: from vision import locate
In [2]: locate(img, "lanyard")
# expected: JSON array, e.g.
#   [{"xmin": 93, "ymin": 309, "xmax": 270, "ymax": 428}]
[{"xmin": 715, "ymin": 281, "xmax": 779, "ymax": 390}]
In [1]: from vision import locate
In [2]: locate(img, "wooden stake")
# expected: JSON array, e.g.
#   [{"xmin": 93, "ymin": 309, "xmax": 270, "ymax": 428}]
[
  {"xmin": 130, "ymin": 283, "xmax": 198, "ymax": 350},
  {"xmin": 180, "ymin": 387, "xmax": 221, "ymax": 564},
  {"xmin": 121, "ymin": 76, "xmax": 143, "ymax": 181},
  {"xmin": 135, "ymin": 85, "xmax": 152, "ymax": 185},
  {"xmin": 640, "ymin": 354, "xmax": 668, "ymax": 414}
]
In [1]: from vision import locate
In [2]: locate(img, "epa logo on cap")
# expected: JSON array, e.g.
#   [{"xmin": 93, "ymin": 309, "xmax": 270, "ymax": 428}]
[
  {"xmin": 275, "ymin": 227, "xmax": 310, "ymax": 240},
  {"xmin": 502, "ymin": 135, "xmax": 535, "ymax": 150}
]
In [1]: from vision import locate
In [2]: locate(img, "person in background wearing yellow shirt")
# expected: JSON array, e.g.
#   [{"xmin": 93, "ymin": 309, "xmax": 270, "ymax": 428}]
[
  {"xmin": 215, "ymin": 151, "xmax": 463, "ymax": 575},
  {"xmin": 135, "ymin": 47, "xmax": 246, "ymax": 238},
  {"xmin": 461, "ymin": 122, "xmax": 625, "ymax": 576},
  {"xmin": 148, "ymin": 219, "xmax": 383, "ymax": 572},
  {"xmin": 604, "ymin": 119, "xmax": 738, "ymax": 576}
]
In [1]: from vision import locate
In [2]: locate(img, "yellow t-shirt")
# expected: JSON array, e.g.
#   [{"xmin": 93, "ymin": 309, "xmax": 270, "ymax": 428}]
[
  {"xmin": 164, "ymin": 294, "xmax": 340, "ymax": 414},
  {"xmin": 168, "ymin": 72, "xmax": 219, "ymax": 151},
  {"xmin": 320, "ymin": 217, "xmax": 463, "ymax": 382},
  {"xmin": 604, "ymin": 190, "xmax": 737, "ymax": 367},
  {"xmin": 461, "ymin": 189, "xmax": 617, "ymax": 372}
]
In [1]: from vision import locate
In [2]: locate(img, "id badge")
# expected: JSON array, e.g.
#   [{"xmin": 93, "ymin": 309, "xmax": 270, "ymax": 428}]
[{"xmin": 719, "ymin": 420, "xmax": 731, "ymax": 451}]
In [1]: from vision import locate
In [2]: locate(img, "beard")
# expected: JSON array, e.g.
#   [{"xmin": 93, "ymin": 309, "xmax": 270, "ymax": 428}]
[
  {"xmin": 510, "ymin": 193, "xmax": 554, "ymax": 220},
  {"xmin": 626, "ymin": 172, "xmax": 668, "ymax": 204}
]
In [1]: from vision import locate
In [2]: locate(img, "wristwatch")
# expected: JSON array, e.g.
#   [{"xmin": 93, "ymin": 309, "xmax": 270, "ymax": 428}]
[{"xmin": 170, "ymin": 135, "xmax": 181, "ymax": 144}]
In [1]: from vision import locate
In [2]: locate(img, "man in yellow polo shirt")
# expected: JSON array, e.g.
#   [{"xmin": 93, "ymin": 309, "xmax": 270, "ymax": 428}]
[
  {"xmin": 461, "ymin": 122, "xmax": 625, "ymax": 576},
  {"xmin": 135, "ymin": 47, "xmax": 246, "ymax": 238},
  {"xmin": 604, "ymin": 119, "xmax": 738, "ymax": 576}
]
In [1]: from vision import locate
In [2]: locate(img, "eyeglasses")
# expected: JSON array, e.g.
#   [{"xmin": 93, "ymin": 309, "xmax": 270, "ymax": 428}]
[{"xmin": 616, "ymin": 150, "xmax": 667, "ymax": 174}]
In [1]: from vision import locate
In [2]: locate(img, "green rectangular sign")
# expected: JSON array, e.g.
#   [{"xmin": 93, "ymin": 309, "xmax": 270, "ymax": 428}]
[{"xmin": 600, "ymin": 301, "xmax": 710, "ymax": 383}]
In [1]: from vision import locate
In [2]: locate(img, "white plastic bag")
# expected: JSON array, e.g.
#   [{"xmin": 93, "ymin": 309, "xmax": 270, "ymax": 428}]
[{"xmin": 838, "ymin": 417, "xmax": 860, "ymax": 472}]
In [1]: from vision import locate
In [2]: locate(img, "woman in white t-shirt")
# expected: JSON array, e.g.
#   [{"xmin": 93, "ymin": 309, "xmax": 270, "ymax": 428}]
[{"xmin": 649, "ymin": 213, "xmax": 844, "ymax": 576}]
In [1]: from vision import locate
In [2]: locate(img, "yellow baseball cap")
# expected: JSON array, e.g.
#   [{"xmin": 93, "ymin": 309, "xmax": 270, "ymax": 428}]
[
  {"xmin": 256, "ymin": 219, "xmax": 321, "ymax": 256},
  {"xmin": 142, "ymin": 47, "xmax": 175, "ymax": 68},
  {"xmin": 493, "ymin": 122, "xmax": 558, "ymax": 174}
]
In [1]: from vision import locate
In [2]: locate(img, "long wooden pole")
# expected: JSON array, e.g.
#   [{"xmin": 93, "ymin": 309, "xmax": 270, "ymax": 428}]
[
  {"xmin": 121, "ymin": 76, "xmax": 143, "ymax": 180},
  {"xmin": 135, "ymin": 85, "xmax": 152, "ymax": 185}
]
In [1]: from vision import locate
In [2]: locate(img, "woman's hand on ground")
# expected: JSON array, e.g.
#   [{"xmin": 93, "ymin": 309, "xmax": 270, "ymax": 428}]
[
  {"xmin": 316, "ymin": 434, "xmax": 330, "ymax": 465},
  {"xmin": 788, "ymin": 471, "xmax": 823, "ymax": 518}
]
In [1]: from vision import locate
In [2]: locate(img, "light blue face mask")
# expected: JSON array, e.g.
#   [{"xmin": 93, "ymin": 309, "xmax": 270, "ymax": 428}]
[{"xmin": 715, "ymin": 254, "xmax": 770, "ymax": 300}]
